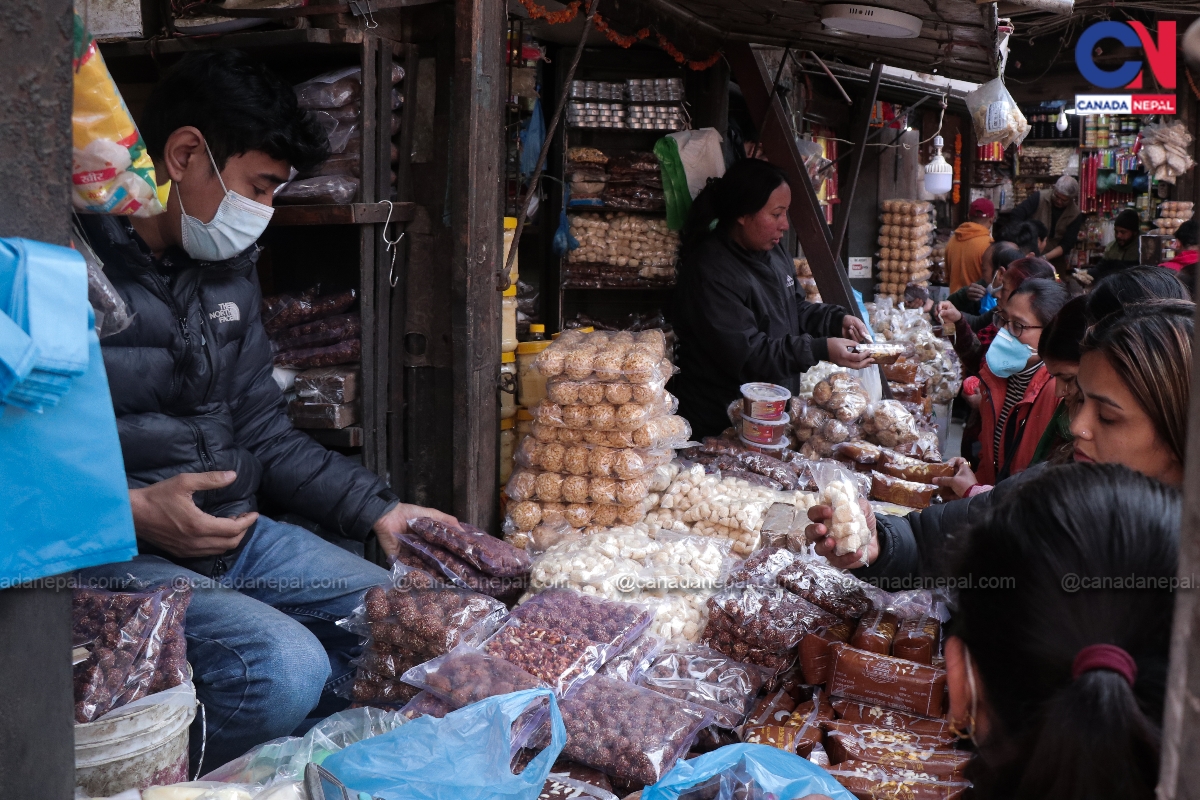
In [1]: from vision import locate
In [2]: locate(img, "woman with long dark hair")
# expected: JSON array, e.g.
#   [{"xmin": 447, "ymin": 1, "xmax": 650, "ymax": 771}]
[
  {"xmin": 671, "ymin": 159, "xmax": 871, "ymax": 437},
  {"xmin": 948, "ymin": 463, "xmax": 1177, "ymax": 800}
]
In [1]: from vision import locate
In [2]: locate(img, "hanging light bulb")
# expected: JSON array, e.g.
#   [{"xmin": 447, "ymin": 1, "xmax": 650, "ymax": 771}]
[
  {"xmin": 1056, "ymin": 108, "xmax": 1069, "ymax": 132},
  {"xmin": 924, "ymin": 135, "xmax": 953, "ymax": 195}
]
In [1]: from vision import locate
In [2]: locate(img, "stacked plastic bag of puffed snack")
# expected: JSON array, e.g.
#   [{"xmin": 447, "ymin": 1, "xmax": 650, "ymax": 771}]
[{"xmin": 503, "ymin": 328, "xmax": 693, "ymax": 548}]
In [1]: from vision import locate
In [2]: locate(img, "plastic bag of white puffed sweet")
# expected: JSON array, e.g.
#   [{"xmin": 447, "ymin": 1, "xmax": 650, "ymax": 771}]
[
  {"xmin": 965, "ymin": 77, "xmax": 1030, "ymax": 149},
  {"xmin": 812, "ymin": 461, "xmax": 871, "ymax": 557}
]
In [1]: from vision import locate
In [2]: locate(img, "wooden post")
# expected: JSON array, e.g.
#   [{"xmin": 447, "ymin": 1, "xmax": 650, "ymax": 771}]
[
  {"xmin": 449, "ymin": 0, "xmax": 504, "ymax": 529},
  {"xmin": 724, "ymin": 42, "xmax": 860, "ymax": 318},
  {"xmin": 0, "ymin": 0, "xmax": 77, "ymax": 796},
  {"xmin": 832, "ymin": 62, "xmax": 882, "ymax": 263}
]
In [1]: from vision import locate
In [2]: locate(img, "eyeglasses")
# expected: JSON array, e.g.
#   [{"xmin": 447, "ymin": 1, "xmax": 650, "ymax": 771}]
[{"xmin": 995, "ymin": 311, "xmax": 1043, "ymax": 338}]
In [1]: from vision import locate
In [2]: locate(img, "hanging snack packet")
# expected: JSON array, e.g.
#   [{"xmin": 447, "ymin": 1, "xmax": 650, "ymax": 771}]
[{"xmin": 71, "ymin": 14, "xmax": 164, "ymax": 217}]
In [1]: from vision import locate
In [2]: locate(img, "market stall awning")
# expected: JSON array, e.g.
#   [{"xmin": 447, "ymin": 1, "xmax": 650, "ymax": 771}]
[{"xmin": 614, "ymin": 0, "xmax": 1003, "ymax": 82}]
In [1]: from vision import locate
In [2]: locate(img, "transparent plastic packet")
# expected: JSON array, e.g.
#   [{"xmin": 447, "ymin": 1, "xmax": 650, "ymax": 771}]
[
  {"xmin": 532, "ymin": 330, "xmax": 672, "ymax": 384},
  {"xmin": 274, "ymin": 339, "xmax": 361, "ymax": 369},
  {"xmin": 506, "ymin": 496, "xmax": 654, "ymax": 533},
  {"xmin": 830, "ymin": 699, "xmax": 952, "ymax": 737},
  {"xmin": 294, "ymin": 365, "xmax": 360, "ymax": 404},
  {"xmin": 848, "ymin": 607, "xmax": 901, "ymax": 655},
  {"xmin": 965, "ymin": 76, "xmax": 1030, "ymax": 149},
  {"xmin": 482, "ymin": 619, "xmax": 605, "ymax": 696},
  {"xmin": 74, "ymin": 228, "xmax": 134, "ymax": 338},
  {"xmin": 810, "ymin": 462, "xmax": 872, "ymax": 557},
  {"xmin": 775, "ymin": 556, "xmax": 874, "ymax": 622},
  {"xmin": 822, "ymin": 719, "xmax": 957, "ymax": 750},
  {"xmin": 407, "ymin": 516, "xmax": 531, "ymax": 577},
  {"xmin": 294, "ymin": 66, "xmax": 363, "ymax": 109},
  {"xmin": 824, "ymin": 761, "xmax": 971, "ymax": 799},
  {"xmin": 398, "ymin": 647, "xmax": 550, "ymax": 749},
  {"xmin": 893, "ymin": 614, "xmax": 943, "ymax": 665},
  {"xmin": 640, "ymin": 590, "xmax": 713, "ymax": 643},
  {"xmin": 502, "ymin": 518, "xmax": 581, "ymax": 554},
  {"xmin": 725, "ymin": 547, "xmax": 798, "ymax": 587},
  {"xmin": 546, "ymin": 374, "xmax": 669, "ymax": 407},
  {"xmin": 828, "ymin": 642, "xmax": 948, "ymax": 718},
  {"xmin": 532, "ymin": 393, "xmax": 679, "ymax": 432},
  {"xmin": 399, "ymin": 690, "xmax": 454, "ymax": 720},
  {"xmin": 703, "ymin": 585, "xmax": 841, "ymax": 653},
  {"xmin": 311, "ymin": 109, "xmax": 359, "ymax": 154},
  {"xmin": 637, "ymin": 643, "xmax": 769, "ymax": 729},
  {"xmin": 336, "ymin": 562, "xmax": 508, "ymax": 653},
  {"xmin": 510, "ymin": 588, "xmax": 653, "ymax": 658},
  {"xmin": 641, "ymin": 530, "xmax": 734, "ymax": 588},
  {"xmin": 515, "ymin": 439, "xmax": 673, "ymax": 480},
  {"xmin": 599, "ymin": 632, "xmax": 663, "ymax": 682},
  {"xmin": 71, "ymin": 583, "xmax": 191, "ymax": 723},
  {"xmin": 549, "ymin": 676, "xmax": 714, "ymax": 786},
  {"xmin": 272, "ymin": 312, "xmax": 361, "ymax": 353},
  {"xmin": 397, "ymin": 535, "xmax": 526, "ymax": 601},
  {"xmin": 875, "ymin": 449, "xmax": 955, "ymax": 483},
  {"xmin": 287, "ymin": 399, "xmax": 359, "ymax": 429},
  {"xmin": 262, "ymin": 288, "xmax": 357, "ymax": 335},
  {"xmin": 869, "ymin": 470, "xmax": 938, "ymax": 510},
  {"xmin": 275, "ymin": 175, "xmax": 359, "ymax": 205},
  {"xmin": 860, "ymin": 399, "xmax": 920, "ymax": 448},
  {"xmin": 849, "ymin": 342, "xmax": 911, "ymax": 365},
  {"xmin": 529, "ymin": 415, "xmax": 693, "ymax": 451},
  {"xmin": 797, "ymin": 619, "xmax": 855, "ymax": 685},
  {"xmin": 539, "ymin": 774, "xmax": 620, "ymax": 800}
]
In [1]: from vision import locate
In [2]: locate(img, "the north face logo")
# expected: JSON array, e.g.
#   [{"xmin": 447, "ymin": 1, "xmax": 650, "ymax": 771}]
[{"xmin": 209, "ymin": 302, "xmax": 240, "ymax": 323}]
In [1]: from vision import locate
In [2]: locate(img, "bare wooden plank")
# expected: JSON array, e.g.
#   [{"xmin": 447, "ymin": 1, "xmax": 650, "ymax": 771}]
[
  {"xmin": 270, "ymin": 202, "xmax": 415, "ymax": 226},
  {"xmin": 359, "ymin": 36, "xmax": 381, "ymax": 474},
  {"xmin": 450, "ymin": 0, "xmax": 504, "ymax": 531}
]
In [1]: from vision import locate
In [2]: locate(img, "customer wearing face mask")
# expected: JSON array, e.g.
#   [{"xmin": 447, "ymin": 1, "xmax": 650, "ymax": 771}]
[
  {"xmin": 73, "ymin": 51, "xmax": 456, "ymax": 768},
  {"xmin": 803, "ymin": 297, "xmax": 1193, "ymax": 581}
]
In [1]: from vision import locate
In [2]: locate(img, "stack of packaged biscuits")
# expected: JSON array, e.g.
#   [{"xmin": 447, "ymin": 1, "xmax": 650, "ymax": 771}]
[
  {"xmin": 504, "ymin": 329, "xmax": 692, "ymax": 545},
  {"xmin": 876, "ymin": 200, "xmax": 935, "ymax": 302}
]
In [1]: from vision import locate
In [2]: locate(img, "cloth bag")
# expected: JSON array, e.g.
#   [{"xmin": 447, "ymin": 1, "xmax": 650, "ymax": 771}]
[
  {"xmin": 0, "ymin": 238, "xmax": 137, "ymax": 584},
  {"xmin": 322, "ymin": 689, "xmax": 566, "ymax": 800},
  {"xmin": 644, "ymin": 743, "xmax": 855, "ymax": 800}
]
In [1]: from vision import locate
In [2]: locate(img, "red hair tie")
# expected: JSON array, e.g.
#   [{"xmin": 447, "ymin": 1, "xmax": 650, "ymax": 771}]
[{"xmin": 1072, "ymin": 644, "xmax": 1138, "ymax": 687}]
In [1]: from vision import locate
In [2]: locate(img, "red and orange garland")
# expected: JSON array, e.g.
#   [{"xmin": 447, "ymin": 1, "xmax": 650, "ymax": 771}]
[{"xmin": 518, "ymin": 0, "xmax": 721, "ymax": 70}]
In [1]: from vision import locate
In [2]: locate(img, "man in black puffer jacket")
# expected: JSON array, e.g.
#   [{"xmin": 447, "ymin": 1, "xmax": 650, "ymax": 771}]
[{"xmin": 76, "ymin": 51, "xmax": 454, "ymax": 769}]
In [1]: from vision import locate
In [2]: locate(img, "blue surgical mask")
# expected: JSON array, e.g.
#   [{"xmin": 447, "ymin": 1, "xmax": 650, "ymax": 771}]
[
  {"xmin": 177, "ymin": 139, "xmax": 274, "ymax": 262},
  {"xmin": 986, "ymin": 326, "xmax": 1035, "ymax": 378}
]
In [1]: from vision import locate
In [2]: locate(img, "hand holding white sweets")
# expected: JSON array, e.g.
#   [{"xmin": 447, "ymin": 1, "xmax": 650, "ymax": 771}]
[
  {"xmin": 822, "ymin": 478, "xmax": 871, "ymax": 556},
  {"xmin": 804, "ymin": 497, "xmax": 880, "ymax": 571}
]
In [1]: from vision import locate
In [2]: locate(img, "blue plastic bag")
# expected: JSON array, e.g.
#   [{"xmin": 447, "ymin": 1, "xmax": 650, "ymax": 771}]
[
  {"xmin": 0, "ymin": 239, "xmax": 137, "ymax": 584},
  {"xmin": 322, "ymin": 689, "xmax": 566, "ymax": 800},
  {"xmin": 644, "ymin": 744, "xmax": 856, "ymax": 800}
]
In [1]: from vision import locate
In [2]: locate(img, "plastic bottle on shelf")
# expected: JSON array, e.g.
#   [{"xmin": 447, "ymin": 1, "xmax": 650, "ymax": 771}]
[
  {"xmin": 501, "ymin": 351, "xmax": 517, "ymax": 420},
  {"xmin": 499, "ymin": 417, "xmax": 516, "ymax": 485},
  {"xmin": 516, "ymin": 338, "xmax": 552, "ymax": 407},
  {"xmin": 528, "ymin": 323, "xmax": 547, "ymax": 341},
  {"xmin": 502, "ymin": 284, "xmax": 518, "ymax": 353},
  {"xmin": 503, "ymin": 216, "xmax": 519, "ymax": 286}
]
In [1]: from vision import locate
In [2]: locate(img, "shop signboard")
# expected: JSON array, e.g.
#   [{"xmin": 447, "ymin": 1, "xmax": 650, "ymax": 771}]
[{"xmin": 1073, "ymin": 21, "xmax": 1176, "ymax": 114}]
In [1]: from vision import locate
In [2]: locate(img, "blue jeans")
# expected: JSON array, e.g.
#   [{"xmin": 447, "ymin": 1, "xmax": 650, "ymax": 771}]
[{"xmin": 77, "ymin": 516, "xmax": 389, "ymax": 772}]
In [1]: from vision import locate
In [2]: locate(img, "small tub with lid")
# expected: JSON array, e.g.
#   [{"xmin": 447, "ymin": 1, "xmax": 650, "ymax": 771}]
[
  {"xmin": 740, "ymin": 412, "xmax": 790, "ymax": 446},
  {"xmin": 740, "ymin": 382, "xmax": 790, "ymax": 421},
  {"xmin": 739, "ymin": 435, "xmax": 790, "ymax": 457}
]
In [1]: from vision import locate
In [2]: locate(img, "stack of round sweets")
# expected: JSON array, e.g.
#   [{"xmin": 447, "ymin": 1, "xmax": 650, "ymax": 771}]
[
  {"xmin": 505, "ymin": 328, "xmax": 692, "ymax": 541},
  {"xmin": 566, "ymin": 212, "xmax": 681, "ymax": 286},
  {"xmin": 1151, "ymin": 201, "xmax": 1194, "ymax": 236},
  {"xmin": 876, "ymin": 200, "xmax": 935, "ymax": 302}
]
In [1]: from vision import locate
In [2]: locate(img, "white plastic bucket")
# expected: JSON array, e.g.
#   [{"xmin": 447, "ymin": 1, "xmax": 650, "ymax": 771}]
[{"xmin": 75, "ymin": 683, "xmax": 196, "ymax": 797}]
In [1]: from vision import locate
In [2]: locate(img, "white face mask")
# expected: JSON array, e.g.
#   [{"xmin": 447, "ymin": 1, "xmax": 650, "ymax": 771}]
[{"xmin": 177, "ymin": 139, "xmax": 274, "ymax": 262}]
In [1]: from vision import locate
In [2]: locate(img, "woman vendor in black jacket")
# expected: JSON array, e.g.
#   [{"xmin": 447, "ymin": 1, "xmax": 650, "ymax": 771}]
[{"xmin": 671, "ymin": 159, "xmax": 873, "ymax": 438}]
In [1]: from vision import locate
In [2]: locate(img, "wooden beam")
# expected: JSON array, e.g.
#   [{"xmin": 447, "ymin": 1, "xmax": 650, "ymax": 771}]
[
  {"xmin": 724, "ymin": 43, "xmax": 859, "ymax": 318},
  {"xmin": 832, "ymin": 62, "xmax": 883, "ymax": 263},
  {"xmin": 449, "ymin": 0, "xmax": 504, "ymax": 530}
]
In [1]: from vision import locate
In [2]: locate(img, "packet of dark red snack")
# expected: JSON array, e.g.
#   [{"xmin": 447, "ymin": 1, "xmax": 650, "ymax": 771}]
[{"xmin": 72, "ymin": 584, "xmax": 191, "ymax": 723}]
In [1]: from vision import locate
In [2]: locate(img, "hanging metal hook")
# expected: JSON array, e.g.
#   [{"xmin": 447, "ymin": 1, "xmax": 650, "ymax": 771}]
[{"xmin": 380, "ymin": 200, "xmax": 406, "ymax": 288}]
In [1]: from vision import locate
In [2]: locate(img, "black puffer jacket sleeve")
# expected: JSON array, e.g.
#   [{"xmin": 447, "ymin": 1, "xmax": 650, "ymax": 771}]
[
  {"xmin": 229, "ymin": 282, "xmax": 395, "ymax": 541},
  {"xmin": 853, "ymin": 464, "xmax": 1049, "ymax": 581}
]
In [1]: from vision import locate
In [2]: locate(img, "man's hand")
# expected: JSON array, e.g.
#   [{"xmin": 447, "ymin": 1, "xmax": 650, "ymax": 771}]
[
  {"xmin": 841, "ymin": 316, "xmax": 870, "ymax": 343},
  {"xmin": 129, "ymin": 472, "xmax": 258, "ymax": 558},
  {"xmin": 373, "ymin": 503, "xmax": 459, "ymax": 559},
  {"xmin": 804, "ymin": 499, "xmax": 880, "ymax": 570},
  {"xmin": 826, "ymin": 337, "xmax": 874, "ymax": 370},
  {"xmin": 936, "ymin": 301, "xmax": 962, "ymax": 324},
  {"xmin": 965, "ymin": 283, "xmax": 987, "ymax": 302},
  {"xmin": 934, "ymin": 457, "xmax": 979, "ymax": 498}
]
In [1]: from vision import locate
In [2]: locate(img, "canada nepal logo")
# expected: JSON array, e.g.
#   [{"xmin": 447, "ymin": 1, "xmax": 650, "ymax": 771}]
[{"xmin": 1074, "ymin": 21, "xmax": 1176, "ymax": 114}]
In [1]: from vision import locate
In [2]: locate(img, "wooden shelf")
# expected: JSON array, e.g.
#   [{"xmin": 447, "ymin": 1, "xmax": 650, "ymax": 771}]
[
  {"xmin": 271, "ymin": 202, "xmax": 415, "ymax": 226},
  {"xmin": 99, "ymin": 27, "xmax": 366, "ymax": 60},
  {"xmin": 563, "ymin": 284, "xmax": 675, "ymax": 291},
  {"xmin": 304, "ymin": 426, "xmax": 364, "ymax": 448}
]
